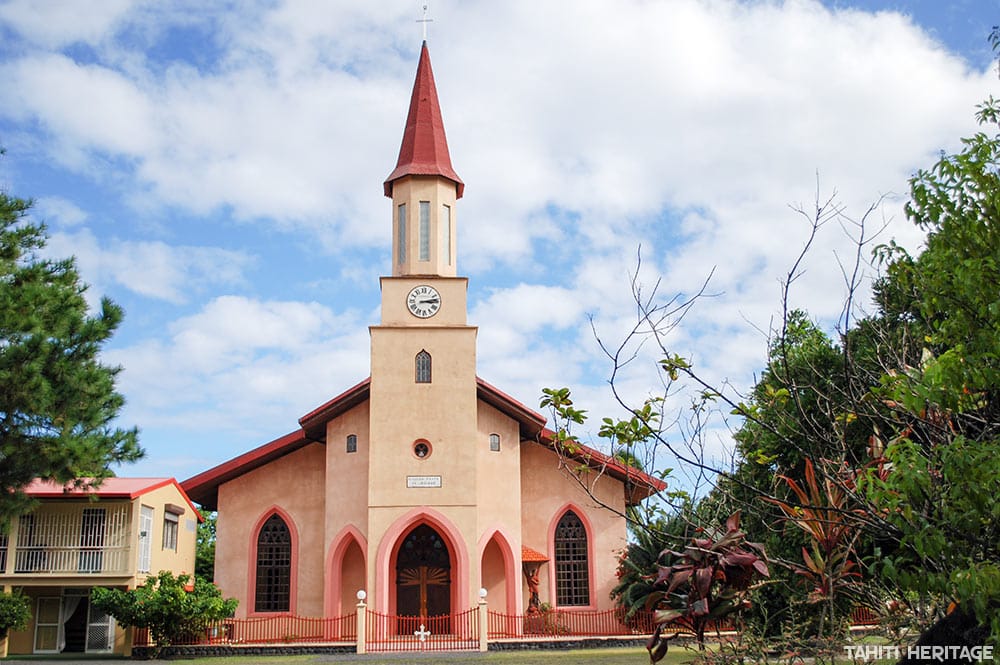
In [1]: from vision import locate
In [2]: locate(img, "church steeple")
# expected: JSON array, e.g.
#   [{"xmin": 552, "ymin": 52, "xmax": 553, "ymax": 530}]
[
  {"xmin": 385, "ymin": 41, "xmax": 462, "ymax": 278},
  {"xmin": 384, "ymin": 41, "xmax": 464, "ymax": 199}
]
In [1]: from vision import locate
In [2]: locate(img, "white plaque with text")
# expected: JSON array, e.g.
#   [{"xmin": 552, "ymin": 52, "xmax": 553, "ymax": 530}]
[{"xmin": 406, "ymin": 475, "xmax": 442, "ymax": 488}]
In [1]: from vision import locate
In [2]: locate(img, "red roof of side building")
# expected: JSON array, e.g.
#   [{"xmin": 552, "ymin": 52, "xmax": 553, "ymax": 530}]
[
  {"xmin": 384, "ymin": 41, "xmax": 464, "ymax": 199},
  {"xmin": 182, "ymin": 376, "xmax": 666, "ymax": 509},
  {"xmin": 23, "ymin": 477, "xmax": 202, "ymax": 520}
]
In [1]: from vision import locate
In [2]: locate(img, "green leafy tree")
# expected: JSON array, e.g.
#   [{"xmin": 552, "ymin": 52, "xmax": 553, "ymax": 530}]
[
  {"xmin": 91, "ymin": 571, "xmax": 238, "ymax": 655},
  {"xmin": 195, "ymin": 509, "xmax": 217, "ymax": 581},
  {"xmin": 0, "ymin": 591, "xmax": 31, "ymax": 639},
  {"xmin": 0, "ymin": 182, "xmax": 141, "ymax": 518},
  {"xmin": 857, "ymin": 94, "xmax": 1000, "ymax": 644}
]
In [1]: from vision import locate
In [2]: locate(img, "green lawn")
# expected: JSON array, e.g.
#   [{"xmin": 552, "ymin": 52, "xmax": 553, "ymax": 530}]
[{"xmin": 168, "ymin": 647, "xmax": 694, "ymax": 665}]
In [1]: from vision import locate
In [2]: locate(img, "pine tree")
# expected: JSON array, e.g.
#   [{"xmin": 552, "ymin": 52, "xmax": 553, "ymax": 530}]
[{"xmin": 0, "ymin": 185, "xmax": 142, "ymax": 520}]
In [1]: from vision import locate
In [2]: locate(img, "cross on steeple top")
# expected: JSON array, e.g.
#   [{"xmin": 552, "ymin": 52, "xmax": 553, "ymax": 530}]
[{"xmin": 417, "ymin": 5, "xmax": 433, "ymax": 41}]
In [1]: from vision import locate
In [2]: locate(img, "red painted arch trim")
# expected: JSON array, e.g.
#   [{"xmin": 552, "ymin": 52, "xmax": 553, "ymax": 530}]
[
  {"xmin": 477, "ymin": 526, "xmax": 520, "ymax": 615},
  {"xmin": 547, "ymin": 503, "xmax": 598, "ymax": 610},
  {"xmin": 325, "ymin": 524, "xmax": 368, "ymax": 618},
  {"xmin": 247, "ymin": 506, "xmax": 299, "ymax": 616},
  {"xmin": 374, "ymin": 507, "xmax": 470, "ymax": 615}
]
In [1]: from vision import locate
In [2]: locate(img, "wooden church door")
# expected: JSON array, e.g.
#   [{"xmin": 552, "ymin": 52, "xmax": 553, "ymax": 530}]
[{"xmin": 396, "ymin": 524, "xmax": 451, "ymax": 624}]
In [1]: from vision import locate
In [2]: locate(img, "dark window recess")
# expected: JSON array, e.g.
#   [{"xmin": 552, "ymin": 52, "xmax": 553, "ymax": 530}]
[
  {"xmin": 255, "ymin": 514, "xmax": 291, "ymax": 612},
  {"xmin": 554, "ymin": 510, "xmax": 590, "ymax": 606},
  {"xmin": 416, "ymin": 350, "xmax": 432, "ymax": 383}
]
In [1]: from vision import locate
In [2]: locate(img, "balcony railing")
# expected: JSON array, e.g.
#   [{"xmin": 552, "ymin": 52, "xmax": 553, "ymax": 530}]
[
  {"xmin": 5, "ymin": 504, "xmax": 132, "ymax": 575},
  {"xmin": 13, "ymin": 545, "xmax": 131, "ymax": 574}
]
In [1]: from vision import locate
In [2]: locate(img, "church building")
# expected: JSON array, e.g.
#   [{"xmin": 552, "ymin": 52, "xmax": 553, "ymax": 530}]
[{"xmin": 182, "ymin": 42, "xmax": 664, "ymax": 624}]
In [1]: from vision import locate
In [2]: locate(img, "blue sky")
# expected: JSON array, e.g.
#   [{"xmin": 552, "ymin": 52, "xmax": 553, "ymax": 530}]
[{"xmin": 0, "ymin": 0, "xmax": 996, "ymax": 487}]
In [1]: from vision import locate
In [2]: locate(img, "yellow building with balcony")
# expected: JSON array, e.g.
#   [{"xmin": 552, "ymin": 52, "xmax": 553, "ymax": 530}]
[{"xmin": 0, "ymin": 477, "xmax": 199, "ymax": 655}]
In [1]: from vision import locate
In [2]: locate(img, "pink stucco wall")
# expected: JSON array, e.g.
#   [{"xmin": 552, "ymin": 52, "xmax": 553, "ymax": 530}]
[
  {"xmin": 216, "ymin": 442, "xmax": 326, "ymax": 618},
  {"xmin": 519, "ymin": 442, "xmax": 627, "ymax": 611}
]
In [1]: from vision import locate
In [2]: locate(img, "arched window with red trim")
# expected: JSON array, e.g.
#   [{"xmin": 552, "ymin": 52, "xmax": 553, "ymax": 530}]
[
  {"xmin": 255, "ymin": 514, "xmax": 291, "ymax": 612},
  {"xmin": 554, "ymin": 510, "xmax": 590, "ymax": 606}
]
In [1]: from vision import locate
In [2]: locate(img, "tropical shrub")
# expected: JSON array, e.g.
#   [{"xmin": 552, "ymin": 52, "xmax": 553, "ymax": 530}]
[{"xmin": 91, "ymin": 571, "xmax": 237, "ymax": 656}]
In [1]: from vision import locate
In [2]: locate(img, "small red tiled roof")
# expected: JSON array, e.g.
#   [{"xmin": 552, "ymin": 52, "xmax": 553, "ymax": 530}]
[
  {"xmin": 521, "ymin": 545, "xmax": 549, "ymax": 563},
  {"xmin": 384, "ymin": 41, "xmax": 464, "ymax": 198},
  {"xmin": 24, "ymin": 477, "xmax": 201, "ymax": 519}
]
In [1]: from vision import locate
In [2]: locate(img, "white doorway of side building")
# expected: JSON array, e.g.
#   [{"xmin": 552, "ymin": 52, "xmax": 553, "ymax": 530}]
[{"xmin": 33, "ymin": 589, "xmax": 115, "ymax": 654}]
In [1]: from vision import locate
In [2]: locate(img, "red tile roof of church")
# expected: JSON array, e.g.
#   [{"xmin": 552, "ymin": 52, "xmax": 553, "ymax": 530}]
[
  {"xmin": 384, "ymin": 41, "xmax": 464, "ymax": 198},
  {"xmin": 181, "ymin": 376, "xmax": 666, "ymax": 509}
]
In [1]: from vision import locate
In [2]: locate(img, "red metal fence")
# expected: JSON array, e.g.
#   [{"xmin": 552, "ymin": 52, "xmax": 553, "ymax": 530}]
[
  {"xmin": 488, "ymin": 608, "xmax": 656, "ymax": 638},
  {"xmin": 366, "ymin": 608, "xmax": 480, "ymax": 652},
  {"xmin": 133, "ymin": 605, "xmax": 881, "ymax": 650},
  {"xmin": 133, "ymin": 612, "xmax": 357, "ymax": 646},
  {"xmin": 851, "ymin": 606, "xmax": 880, "ymax": 626}
]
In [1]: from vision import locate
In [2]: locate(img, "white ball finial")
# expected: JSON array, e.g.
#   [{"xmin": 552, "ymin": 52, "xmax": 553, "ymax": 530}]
[
  {"xmin": 479, "ymin": 587, "xmax": 488, "ymax": 599},
  {"xmin": 357, "ymin": 589, "xmax": 367, "ymax": 601}
]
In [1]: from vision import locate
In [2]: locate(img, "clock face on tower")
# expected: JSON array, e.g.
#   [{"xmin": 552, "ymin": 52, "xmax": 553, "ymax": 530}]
[{"xmin": 406, "ymin": 285, "xmax": 441, "ymax": 318}]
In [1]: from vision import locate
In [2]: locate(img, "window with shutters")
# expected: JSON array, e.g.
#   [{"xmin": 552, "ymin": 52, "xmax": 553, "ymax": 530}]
[
  {"xmin": 162, "ymin": 511, "xmax": 179, "ymax": 551},
  {"xmin": 138, "ymin": 506, "xmax": 153, "ymax": 573}
]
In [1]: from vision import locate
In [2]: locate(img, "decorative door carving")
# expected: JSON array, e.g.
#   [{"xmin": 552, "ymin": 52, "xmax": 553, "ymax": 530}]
[{"xmin": 396, "ymin": 524, "xmax": 451, "ymax": 624}]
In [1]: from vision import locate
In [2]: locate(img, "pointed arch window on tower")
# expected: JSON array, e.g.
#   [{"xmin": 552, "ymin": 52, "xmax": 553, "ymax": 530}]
[
  {"xmin": 346, "ymin": 434, "xmax": 357, "ymax": 453},
  {"xmin": 255, "ymin": 514, "xmax": 291, "ymax": 612},
  {"xmin": 419, "ymin": 201, "xmax": 430, "ymax": 261},
  {"xmin": 415, "ymin": 350, "xmax": 432, "ymax": 383},
  {"xmin": 554, "ymin": 510, "xmax": 590, "ymax": 606},
  {"xmin": 489, "ymin": 433, "xmax": 500, "ymax": 452},
  {"xmin": 397, "ymin": 204, "xmax": 407, "ymax": 264},
  {"xmin": 441, "ymin": 204, "xmax": 451, "ymax": 266}
]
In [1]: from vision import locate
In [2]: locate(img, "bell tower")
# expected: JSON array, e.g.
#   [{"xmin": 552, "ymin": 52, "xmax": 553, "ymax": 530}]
[{"xmin": 367, "ymin": 41, "xmax": 480, "ymax": 613}]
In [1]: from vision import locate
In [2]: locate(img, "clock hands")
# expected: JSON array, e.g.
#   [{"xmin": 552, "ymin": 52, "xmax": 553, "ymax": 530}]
[{"xmin": 406, "ymin": 285, "xmax": 441, "ymax": 318}]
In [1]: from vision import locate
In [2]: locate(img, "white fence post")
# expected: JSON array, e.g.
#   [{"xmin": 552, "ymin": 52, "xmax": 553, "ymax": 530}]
[
  {"xmin": 478, "ymin": 588, "xmax": 488, "ymax": 652},
  {"xmin": 355, "ymin": 590, "xmax": 367, "ymax": 655}
]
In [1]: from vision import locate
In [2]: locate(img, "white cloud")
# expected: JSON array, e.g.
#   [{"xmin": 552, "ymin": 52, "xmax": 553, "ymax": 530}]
[
  {"xmin": 46, "ymin": 229, "xmax": 253, "ymax": 304},
  {"xmin": 0, "ymin": 0, "xmax": 138, "ymax": 48},
  {"xmin": 107, "ymin": 295, "xmax": 371, "ymax": 438},
  {"xmin": 1, "ymin": 0, "xmax": 994, "ymax": 481},
  {"xmin": 34, "ymin": 195, "xmax": 88, "ymax": 227}
]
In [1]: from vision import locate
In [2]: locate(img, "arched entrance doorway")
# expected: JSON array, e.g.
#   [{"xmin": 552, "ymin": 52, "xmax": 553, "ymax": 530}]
[{"xmin": 395, "ymin": 524, "xmax": 451, "ymax": 630}]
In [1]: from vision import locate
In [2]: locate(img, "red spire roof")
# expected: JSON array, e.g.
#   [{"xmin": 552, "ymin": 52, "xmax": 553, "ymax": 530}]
[{"xmin": 384, "ymin": 41, "xmax": 464, "ymax": 198}]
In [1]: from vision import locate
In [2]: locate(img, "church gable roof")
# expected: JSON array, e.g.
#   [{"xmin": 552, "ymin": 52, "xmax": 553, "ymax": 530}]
[
  {"xmin": 182, "ymin": 429, "xmax": 313, "ymax": 509},
  {"xmin": 182, "ymin": 376, "xmax": 665, "ymax": 509},
  {"xmin": 383, "ymin": 41, "xmax": 464, "ymax": 198}
]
